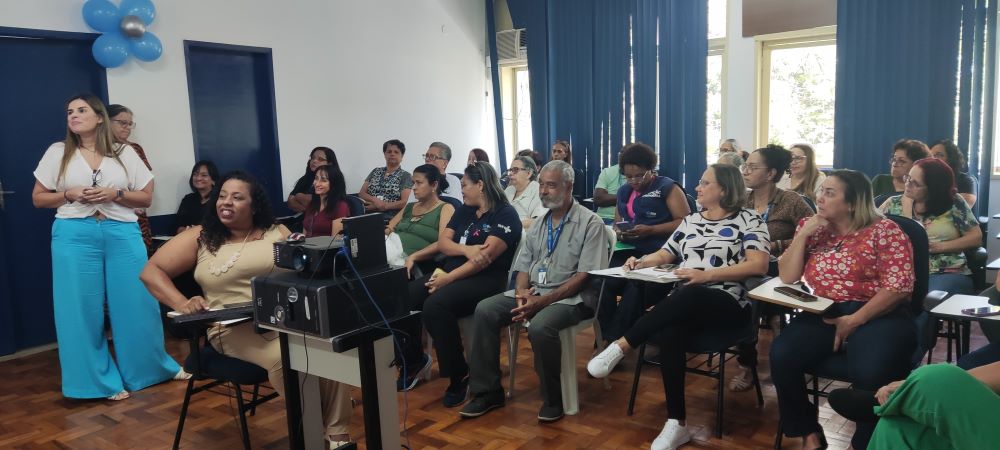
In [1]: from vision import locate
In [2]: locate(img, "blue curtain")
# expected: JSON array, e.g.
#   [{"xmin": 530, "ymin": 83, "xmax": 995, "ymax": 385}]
[
  {"xmin": 486, "ymin": 0, "xmax": 508, "ymax": 172},
  {"xmin": 504, "ymin": 0, "xmax": 706, "ymax": 195},
  {"xmin": 956, "ymin": 0, "xmax": 996, "ymax": 214},
  {"xmin": 657, "ymin": 0, "xmax": 707, "ymax": 193},
  {"xmin": 834, "ymin": 0, "xmax": 962, "ymax": 179}
]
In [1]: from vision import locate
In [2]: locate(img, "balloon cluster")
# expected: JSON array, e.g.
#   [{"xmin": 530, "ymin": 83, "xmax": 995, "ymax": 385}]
[{"xmin": 82, "ymin": 0, "xmax": 161, "ymax": 68}]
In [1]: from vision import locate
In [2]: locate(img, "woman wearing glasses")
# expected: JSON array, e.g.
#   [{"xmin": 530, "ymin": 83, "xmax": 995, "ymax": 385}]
[
  {"xmin": 359, "ymin": 139, "xmax": 413, "ymax": 215},
  {"xmin": 287, "ymin": 146, "xmax": 338, "ymax": 213},
  {"xmin": 107, "ymin": 104, "xmax": 155, "ymax": 254},
  {"xmin": 778, "ymin": 143, "xmax": 826, "ymax": 201},
  {"xmin": 417, "ymin": 142, "xmax": 464, "ymax": 202},
  {"xmin": 771, "ymin": 170, "xmax": 917, "ymax": 450},
  {"xmin": 730, "ymin": 145, "xmax": 814, "ymax": 392},
  {"xmin": 871, "ymin": 139, "xmax": 930, "ymax": 198},
  {"xmin": 588, "ymin": 163, "xmax": 770, "ymax": 449},
  {"xmin": 598, "ymin": 142, "xmax": 692, "ymax": 342},
  {"xmin": 504, "ymin": 155, "xmax": 545, "ymax": 228},
  {"xmin": 32, "ymin": 94, "xmax": 185, "ymax": 401}
]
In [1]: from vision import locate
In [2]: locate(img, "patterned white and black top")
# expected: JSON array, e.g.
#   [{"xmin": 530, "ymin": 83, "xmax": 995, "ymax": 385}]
[{"xmin": 663, "ymin": 208, "xmax": 771, "ymax": 306}]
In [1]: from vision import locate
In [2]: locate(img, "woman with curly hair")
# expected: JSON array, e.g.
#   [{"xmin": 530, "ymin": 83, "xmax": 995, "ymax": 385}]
[{"xmin": 140, "ymin": 171, "xmax": 354, "ymax": 447}]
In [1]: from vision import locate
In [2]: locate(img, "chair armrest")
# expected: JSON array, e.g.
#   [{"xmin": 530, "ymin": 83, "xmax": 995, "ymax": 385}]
[{"xmin": 923, "ymin": 290, "xmax": 950, "ymax": 311}]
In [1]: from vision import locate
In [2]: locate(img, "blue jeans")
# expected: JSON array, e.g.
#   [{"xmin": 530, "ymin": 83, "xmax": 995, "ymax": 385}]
[{"xmin": 770, "ymin": 301, "xmax": 916, "ymax": 449}]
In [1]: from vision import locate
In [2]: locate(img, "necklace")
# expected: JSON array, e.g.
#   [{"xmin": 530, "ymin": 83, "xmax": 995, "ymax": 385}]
[
  {"xmin": 208, "ymin": 230, "xmax": 254, "ymax": 276},
  {"xmin": 410, "ymin": 200, "xmax": 441, "ymax": 222}
]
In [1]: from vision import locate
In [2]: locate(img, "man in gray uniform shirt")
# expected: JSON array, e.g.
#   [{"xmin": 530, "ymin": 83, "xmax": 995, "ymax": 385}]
[{"xmin": 459, "ymin": 160, "xmax": 609, "ymax": 422}]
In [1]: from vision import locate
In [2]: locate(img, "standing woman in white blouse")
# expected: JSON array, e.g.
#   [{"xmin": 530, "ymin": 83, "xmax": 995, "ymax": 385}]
[{"xmin": 31, "ymin": 94, "xmax": 184, "ymax": 401}]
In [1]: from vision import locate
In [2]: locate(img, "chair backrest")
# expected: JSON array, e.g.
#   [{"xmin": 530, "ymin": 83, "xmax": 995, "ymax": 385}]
[
  {"xmin": 685, "ymin": 193, "xmax": 698, "ymax": 213},
  {"xmin": 346, "ymin": 195, "xmax": 365, "ymax": 216},
  {"xmin": 441, "ymin": 195, "xmax": 464, "ymax": 211},
  {"xmin": 799, "ymin": 193, "xmax": 817, "ymax": 213},
  {"xmin": 603, "ymin": 224, "xmax": 617, "ymax": 268},
  {"xmin": 885, "ymin": 214, "xmax": 929, "ymax": 316},
  {"xmin": 873, "ymin": 192, "xmax": 895, "ymax": 209}
]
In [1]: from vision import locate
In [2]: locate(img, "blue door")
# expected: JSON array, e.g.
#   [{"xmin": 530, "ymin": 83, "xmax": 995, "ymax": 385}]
[
  {"xmin": 0, "ymin": 28, "xmax": 108, "ymax": 355},
  {"xmin": 184, "ymin": 42, "xmax": 285, "ymax": 213}
]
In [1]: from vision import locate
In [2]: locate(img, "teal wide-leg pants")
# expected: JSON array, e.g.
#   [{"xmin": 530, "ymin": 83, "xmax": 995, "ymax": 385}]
[{"xmin": 51, "ymin": 217, "xmax": 180, "ymax": 399}]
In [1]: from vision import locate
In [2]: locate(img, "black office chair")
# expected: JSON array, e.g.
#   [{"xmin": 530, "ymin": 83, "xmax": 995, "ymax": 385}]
[
  {"xmin": 346, "ymin": 195, "xmax": 365, "ymax": 217},
  {"xmin": 441, "ymin": 195, "xmax": 464, "ymax": 211},
  {"xmin": 873, "ymin": 192, "xmax": 896, "ymax": 209},
  {"xmin": 173, "ymin": 319, "xmax": 279, "ymax": 450},
  {"xmin": 685, "ymin": 193, "xmax": 698, "ymax": 213},
  {"xmin": 772, "ymin": 214, "xmax": 937, "ymax": 449},
  {"xmin": 626, "ymin": 288, "xmax": 765, "ymax": 438},
  {"xmin": 799, "ymin": 194, "xmax": 817, "ymax": 213}
]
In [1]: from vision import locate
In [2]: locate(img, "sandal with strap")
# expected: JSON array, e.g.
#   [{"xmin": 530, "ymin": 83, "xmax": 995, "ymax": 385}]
[
  {"xmin": 728, "ymin": 365, "xmax": 754, "ymax": 392},
  {"xmin": 107, "ymin": 390, "xmax": 130, "ymax": 401}
]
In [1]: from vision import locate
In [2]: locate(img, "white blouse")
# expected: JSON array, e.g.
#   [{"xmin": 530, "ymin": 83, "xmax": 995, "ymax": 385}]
[
  {"xmin": 34, "ymin": 142, "xmax": 153, "ymax": 222},
  {"xmin": 505, "ymin": 180, "xmax": 546, "ymax": 220}
]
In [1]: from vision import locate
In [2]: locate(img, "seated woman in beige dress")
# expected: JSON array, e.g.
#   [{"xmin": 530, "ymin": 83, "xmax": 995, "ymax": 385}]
[{"xmin": 140, "ymin": 171, "xmax": 352, "ymax": 448}]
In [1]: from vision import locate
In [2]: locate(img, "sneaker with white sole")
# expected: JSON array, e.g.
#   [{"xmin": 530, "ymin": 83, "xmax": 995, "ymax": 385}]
[
  {"xmin": 587, "ymin": 342, "xmax": 626, "ymax": 378},
  {"xmin": 651, "ymin": 419, "xmax": 691, "ymax": 450}
]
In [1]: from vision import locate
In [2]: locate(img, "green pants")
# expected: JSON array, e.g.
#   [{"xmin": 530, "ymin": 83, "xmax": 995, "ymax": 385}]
[{"xmin": 869, "ymin": 364, "xmax": 1000, "ymax": 450}]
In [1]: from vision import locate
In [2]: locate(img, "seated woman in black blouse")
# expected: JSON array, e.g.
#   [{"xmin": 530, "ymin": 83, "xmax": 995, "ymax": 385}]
[
  {"xmin": 929, "ymin": 139, "xmax": 978, "ymax": 208},
  {"xmin": 396, "ymin": 162, "xmax": 522, "ymax": 407},
  {"xmin": 175, "ymin": 160, "xmax": 219, "ymax": 233},
  {"xmin": 287, "ymin": 146, "xmax": 338, "ymax": 213}
]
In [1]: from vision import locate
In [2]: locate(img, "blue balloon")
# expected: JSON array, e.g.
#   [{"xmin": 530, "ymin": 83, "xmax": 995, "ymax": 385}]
[
  {"xmin": 130, "ymin": 32, "xmax": 163, "ymax": 62},
  {"xmin": 92, "ymin": 33, "xmax": 130, "ymax": 68},
  {"xmin": 120, "ymin": 0, "xmax": 156, "ymax": 25},
  {"xmin": 82, "ymin": 0, "xmax": 120, "ymax": 33}
]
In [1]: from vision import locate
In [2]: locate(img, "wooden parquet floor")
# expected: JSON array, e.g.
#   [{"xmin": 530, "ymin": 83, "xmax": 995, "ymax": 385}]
[{"xmin": 0, "ymin": 323, "xmax": 986, "ymax": 450}]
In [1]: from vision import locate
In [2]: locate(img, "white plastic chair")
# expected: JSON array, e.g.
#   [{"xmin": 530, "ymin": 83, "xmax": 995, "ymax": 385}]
[{"xmin": 505, "ymin": 225, "xmax": 616, "ymax": 415}]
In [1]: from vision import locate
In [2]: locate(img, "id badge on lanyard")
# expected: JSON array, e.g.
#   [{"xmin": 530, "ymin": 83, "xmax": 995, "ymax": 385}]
[
  {"xmin": 459, "ymin": 232, "xmax": 468, "ymax": 245},
  {"xmin": 537, "ymin": 259, "xmax": 548, "ymax": 285}
]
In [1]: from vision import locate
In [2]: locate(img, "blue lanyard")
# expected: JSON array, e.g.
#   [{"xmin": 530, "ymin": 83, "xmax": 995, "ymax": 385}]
[
  {"xmin": 762, "ymin": 202, "xmax": 774, "ymax": 223},
  {"xmin": 546, "ymin": 211, "xmax": 569, "ymax": 257}
]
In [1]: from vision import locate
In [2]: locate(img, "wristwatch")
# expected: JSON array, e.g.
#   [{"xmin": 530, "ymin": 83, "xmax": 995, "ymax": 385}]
[{"xmin": 116, "ymin": 189, "xmax": 124, "ymax": 199}]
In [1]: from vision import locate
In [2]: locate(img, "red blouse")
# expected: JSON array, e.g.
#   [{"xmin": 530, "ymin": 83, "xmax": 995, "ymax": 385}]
[
  {"xmin": 303, "ymin": 200, "xmax": 350, "ymax": 237},
  {"xmin": 799, "ymin": 217, "xmax": 914, "ymax": 302}
]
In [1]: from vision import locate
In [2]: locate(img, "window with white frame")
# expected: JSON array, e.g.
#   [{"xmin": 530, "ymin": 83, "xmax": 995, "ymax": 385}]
[
  {"xmin": 758, "ymin": 33, "xmax": 837, "ymax": 167},
  {"xmin": 706, "ymin": 0, "xmax": 727, "ymax": 166}
]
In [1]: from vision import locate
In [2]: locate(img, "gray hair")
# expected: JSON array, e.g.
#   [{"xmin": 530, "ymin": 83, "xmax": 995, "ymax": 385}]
[
  {"xmin": 718, "ymin": 151, "xmax": 744, "ymax": 168},
  {"xmin": 540, "ymin": 160, "xmax": 575, "ymax": 186},
  {"xmin": 720, "ymin": 138, "xmax": 742, "ymax": 153},
  {"xmin": 429, "ymin": 141, "xmax": 452, "ymax": 161},
  {"xmin": 513, "ymin": 155, "xmax": 539, "ymax": 181}
]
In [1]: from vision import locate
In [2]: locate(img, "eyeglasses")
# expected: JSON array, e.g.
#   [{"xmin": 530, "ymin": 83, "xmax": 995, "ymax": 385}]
[
  {"xmin": 902, "ymin": 175, "xmax": 925, "ymax": 188},
  {"xmin": 112, "ymin": 119, "xmax": 136, "ymax": 129},
  {"xmin": 791, "ymin": 155, "xmax": 807, "ymax": 163},
  {"xmin": 741, "ymin": 164, "xmax": 769, "ymax": 174},
  {"xmin": 717, "ymin": 147, "xmax": 736, "ymax": 154},
  {"xmin": 623, "ymin": 170, "xmax": 650, "ymax": 183},
  {"xmin": 91, "ymin": 169, "xmax": 103, "ymax": 187},
  {"xmin": 697, "ymin": 179, "xmax": 715, "ymax": 187},
  {"xmin": 890, "ymin": 158, "xmax": 911, "ymax": 167},
  {"xmin": 507, "ymin": 167, "xmax": 529, "ymax": 174},
  {"xmin": 422, "ymin": 153, "xmax": 446, "ymax": 161}
]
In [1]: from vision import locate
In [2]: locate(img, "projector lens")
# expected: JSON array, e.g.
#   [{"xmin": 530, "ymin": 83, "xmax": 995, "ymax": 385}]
[{"xmin": 291, "ymin": 247, "xmax": 307, "ymax": 272}]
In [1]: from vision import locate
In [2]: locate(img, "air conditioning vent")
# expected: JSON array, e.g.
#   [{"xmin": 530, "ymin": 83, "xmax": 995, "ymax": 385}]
[{"xmin": 497, "ymin": 28, "xmax": 527, "ymax": 65}]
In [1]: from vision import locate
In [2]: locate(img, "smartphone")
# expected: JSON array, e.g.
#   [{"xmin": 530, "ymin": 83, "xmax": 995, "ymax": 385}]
[
  {"xmin": 774, "ymin": 286, "xmax": 818, "ymax": 303},
  {"xmin": 615, "ymin": 221, "xmax": 635, "ymax": 232},
  {"xmin": 961, "ymin": 306, "xmax": 1000, "ymax": 317}
]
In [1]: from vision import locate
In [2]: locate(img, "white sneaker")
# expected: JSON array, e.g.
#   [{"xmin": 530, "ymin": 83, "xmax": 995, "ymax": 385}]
[
  {"xmin": 587, "ymin": 342, "xmax": 625, "ymax": 378},
  {"xmin": 651, "ymin": 419, "xmax": 691, "ymax": 450}
]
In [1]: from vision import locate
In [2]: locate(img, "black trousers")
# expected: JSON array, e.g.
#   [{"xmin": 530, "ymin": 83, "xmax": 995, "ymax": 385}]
[
  {"xmin": 769, "ymin": 302, "xmax": 916, "ymax": 449},
  {"xmin": 623, "ymin": 285, "xmax": 749, "ymax": 421},
  {"xmin": 399, "ymin": 271, "xmax": 506, "ymax": 381}
]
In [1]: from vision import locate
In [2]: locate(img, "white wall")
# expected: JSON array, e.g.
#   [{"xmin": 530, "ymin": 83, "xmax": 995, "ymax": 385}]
[{"xmin": 0, "ymin": 0, "xmax": 489, "ymax": 215}]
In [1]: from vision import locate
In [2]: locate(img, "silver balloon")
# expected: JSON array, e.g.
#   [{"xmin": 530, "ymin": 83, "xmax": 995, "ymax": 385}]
[{"xmin": 119, "ymin": 15, "xmax": 146, "ymax": 38}]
